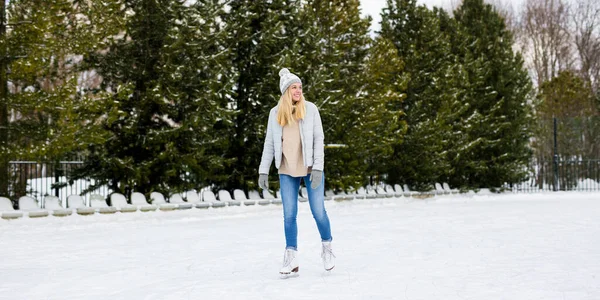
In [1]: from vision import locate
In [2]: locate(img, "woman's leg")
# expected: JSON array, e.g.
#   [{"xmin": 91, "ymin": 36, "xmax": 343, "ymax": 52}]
[
  {"xmin": 280, "ymin": 174, "xmax": 301, "ymax": 250},
  {"xmin": 304, "ymin": 172, "xmax": 332, "ymax": 242}
]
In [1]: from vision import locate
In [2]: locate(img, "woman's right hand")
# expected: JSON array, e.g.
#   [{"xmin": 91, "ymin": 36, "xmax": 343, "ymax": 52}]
[{"xmin": 258, "ymin": 174, "xmax": 269, "ymax": 190}]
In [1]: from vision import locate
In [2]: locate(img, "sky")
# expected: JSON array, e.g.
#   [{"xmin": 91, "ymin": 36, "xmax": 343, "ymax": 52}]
[{"xmin": 2, "ymin": 191, "xmax": 599, "ymax": 299}]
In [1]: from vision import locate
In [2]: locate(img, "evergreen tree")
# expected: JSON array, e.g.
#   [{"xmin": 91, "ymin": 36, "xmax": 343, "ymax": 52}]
[
  {"xmin": 71, "ymin": 0, "xmax": 233, "ymax": 197},
  {"xmin": 221, "ymin": 0, "xmax": 301, "ymax": 192},
  {"xmin": 380, "ymin": 0, "xmax": 455, "ymax": 190},
  {"xmin": 1, "ymin": 0, "xmax": 86, "ymax": 197},
  {"xmin": 361, "ymin": 37, "xmax": 407, "ymax": 185},
  {"xmin": 533, "ymin": 71, "xmax": 599, "ymax": 189},
  {"xmin": 534, "ymin": 71, "xmax": 598, "ymax": 160},
  {"xmin": 2, "ymin": 0, "xmax": 77, "ymax": 159},
  {"xmin": 451, "ymin": 0, "xmax": 533, "ymax": 189},
  {"xmin": 295, "ymin": 0, "xmax": 375, "ymax": 191},
  {"xmin": 430, "ymin": 7, "xmax": 473, "ymax": 189},
  {"xmin": 222, "ymin": 0, "xmax": 376, "ymax": 192}
]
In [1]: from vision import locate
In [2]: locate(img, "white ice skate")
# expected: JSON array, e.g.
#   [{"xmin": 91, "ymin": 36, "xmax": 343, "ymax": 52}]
[
  {"xmin": 321, "ymin": 241, "xmax": 335, "ymax": 271},
  {"xmin": 280, "ymin": 248, "xmax": 299, "ymax": 278}
]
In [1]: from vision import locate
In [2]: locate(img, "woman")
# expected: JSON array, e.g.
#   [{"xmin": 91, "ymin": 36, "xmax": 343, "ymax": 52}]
[{"xmin": 258, "ymin": 68, "xmax": 335, "ymax": 276}]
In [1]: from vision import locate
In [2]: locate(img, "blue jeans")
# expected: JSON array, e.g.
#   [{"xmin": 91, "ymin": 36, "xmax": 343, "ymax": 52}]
[{"xmin": 279, "ymin": 173, "xmax": 332, "ymax": 250}]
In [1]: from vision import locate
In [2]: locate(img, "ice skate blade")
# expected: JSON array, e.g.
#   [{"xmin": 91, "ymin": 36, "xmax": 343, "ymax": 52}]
[
  {"xmin": 279, "ymin": 272, "xmax": 299, "ymax": 279},
  {"xmin": 279, "ymin": 267, "xmax": 299, "ymax": 279},
  {"xmin": 279, "ymin": 266, "xmax": 299, "ymax": 274}
]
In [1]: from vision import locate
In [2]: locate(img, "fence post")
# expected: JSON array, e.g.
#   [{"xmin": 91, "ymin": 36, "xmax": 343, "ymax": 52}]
[
  {"xmin": 553, "ymin": 118, "xmax": 559, "ymax": 191},
  {"xmin": 54, "ymin": 160, "xmax": 60, "ymax": 197}
]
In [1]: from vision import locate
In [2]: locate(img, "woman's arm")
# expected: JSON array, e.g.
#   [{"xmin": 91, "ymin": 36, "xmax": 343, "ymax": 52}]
[
  {"xmin": 259, "ymin": 110, "xmax": 275, "ymax": 174},
  {"xmin": 312, "ymin": 107, "xmax": 325, "ymax": 171}
]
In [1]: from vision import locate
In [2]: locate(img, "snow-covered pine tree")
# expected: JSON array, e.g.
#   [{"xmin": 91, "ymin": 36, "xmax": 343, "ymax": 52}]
[
  {"xmin": 450, "ymin": 0, "xmax": 533, "ymax": 189},
  {"xmin": 70, "ymin": 0, "xmax": 233, "ymax": 196},
  {"xmin": 1, "ymin": 0, "xmax": 85, "ymax": 197},
  {"xmin": 361, "ymin": 37, "xmax": 407, "ymax": 186},
  {"xmin": 220, "ymin": 0, "xmax": 301, "ymax": 191},
  {"xmin": 295, "ymin": 0, "xmax": 374, "ymax": 191},
  {"xmin": 430, "ymin": 8, "xmax": 473, "ymax": 189},
  {"xmin": 380, "ymin": 0, "xmax": 455, "ymax": 190}
]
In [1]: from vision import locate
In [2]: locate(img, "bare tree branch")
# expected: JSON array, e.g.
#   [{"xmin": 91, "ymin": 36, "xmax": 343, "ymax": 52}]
[
  {"xmin": 519, "ymin": 0, "xmax": 574, "ymax": 87},
  {"xmin": 572, "ymin": 0, "xmax": 600, "ymax": 93}
]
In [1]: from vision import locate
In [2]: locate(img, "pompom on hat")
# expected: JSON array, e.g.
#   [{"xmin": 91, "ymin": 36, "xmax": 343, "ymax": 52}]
[{"xmin": 279, "ymin": 68, "xmax": 302, "ymax": 95}]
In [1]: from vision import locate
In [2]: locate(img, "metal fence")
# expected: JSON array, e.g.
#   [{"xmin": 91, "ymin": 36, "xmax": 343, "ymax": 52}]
[
  {"xmin": 508, "ymin": 159, "xmax": 600, "ymax": 192},
  {"xmin": 510, "ymin": 116, "xmax": 600, "ymax": 192},
  {"xmin": 3, "ymin": 116, "xmax": 599, "ymax": 207},
  {"xmin": 3, "ymin": 158, "xmax": 599, "ymax": 208},
  {"xmin": 6, "ymin": 160, "xmax": 111, "ymax": 208}
]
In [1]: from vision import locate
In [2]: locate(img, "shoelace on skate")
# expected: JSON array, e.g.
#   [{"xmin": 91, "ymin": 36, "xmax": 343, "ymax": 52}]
[
  {"xmin": 283, "ymin": 251, "xmax": 294, "ymax": 267},
  {"xmin": 321, "ymin": 245, "xmax": 335, "ymax": 260}
]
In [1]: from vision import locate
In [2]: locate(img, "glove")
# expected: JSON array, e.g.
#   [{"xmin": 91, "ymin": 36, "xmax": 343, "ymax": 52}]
[
  {"xmin": 310, "ymin": 169, "xmax": 323, "ymax": 189},
  {"xmin": 258, "ymin": 174, "xmax": 269, "ymax": 190}
]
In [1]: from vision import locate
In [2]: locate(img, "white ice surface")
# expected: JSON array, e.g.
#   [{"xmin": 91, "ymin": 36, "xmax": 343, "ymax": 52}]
[{"xmin": 1, "ymin": 192, "xmax": 599, "ymax": 300}]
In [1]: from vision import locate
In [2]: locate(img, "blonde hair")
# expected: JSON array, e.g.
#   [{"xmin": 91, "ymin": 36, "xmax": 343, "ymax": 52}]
[{"xmin": 276, "ymin": 87, "xmax": 306, "ymax": 126}]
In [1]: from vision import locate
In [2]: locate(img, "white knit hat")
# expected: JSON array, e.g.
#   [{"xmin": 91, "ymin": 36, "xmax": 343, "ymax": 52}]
[{"xmin": 279, "ymin": 68, "xmax": 302, "ymax": 95}]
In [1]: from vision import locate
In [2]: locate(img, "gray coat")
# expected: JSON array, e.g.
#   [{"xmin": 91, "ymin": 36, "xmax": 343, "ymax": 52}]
[{"xmin": 259, "ymin": 100, "xmax": 324, "ymax": 175}]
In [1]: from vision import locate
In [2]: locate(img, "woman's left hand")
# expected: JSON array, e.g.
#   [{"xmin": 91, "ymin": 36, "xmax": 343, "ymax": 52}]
[{"xmin": 310, "ymin": 170, "xmax": 322, "ymax": 189}]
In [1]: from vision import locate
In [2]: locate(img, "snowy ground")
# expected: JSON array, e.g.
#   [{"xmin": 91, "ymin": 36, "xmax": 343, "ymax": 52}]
[{"xmin": 1, "ymin": 192, "xmax": 599, "ymax": 300}]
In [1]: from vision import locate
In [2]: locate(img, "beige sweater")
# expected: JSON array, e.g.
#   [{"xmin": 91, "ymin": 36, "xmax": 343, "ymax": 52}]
[{"xmin": 278, "ymin": 119, "xmax": 309, "ymax": 177}]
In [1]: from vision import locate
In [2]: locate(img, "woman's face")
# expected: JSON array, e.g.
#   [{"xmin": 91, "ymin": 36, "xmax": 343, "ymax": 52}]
[{"xmin": 290, "ymin": 83, "xmax": 302, "ymax": 102}]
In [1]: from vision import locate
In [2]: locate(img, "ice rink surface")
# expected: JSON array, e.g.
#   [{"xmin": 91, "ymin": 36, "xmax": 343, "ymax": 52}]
[{"xmin": 1, "ymin": 192, "xmax": 599, "ymax": 300}]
